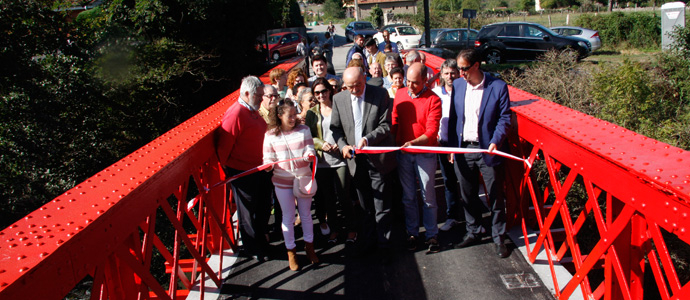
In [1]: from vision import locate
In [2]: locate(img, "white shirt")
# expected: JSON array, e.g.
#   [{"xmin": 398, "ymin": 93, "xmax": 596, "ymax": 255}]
[
  {"xmin": 432, "ymin": 85, "xmax": 451, "ymax": 142},
  {"xmin": 462, "ymin": 76, "xmax": 485, "ymax": 143},
  {"xmin": 350, "ymin": 86, "xmax": 366, "ymax": 145}
]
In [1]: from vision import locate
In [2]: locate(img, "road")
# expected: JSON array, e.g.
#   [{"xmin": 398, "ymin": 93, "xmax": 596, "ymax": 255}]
[{"xmin": 304, "ymin": 24, "xmax": 353, "ymax": 77}]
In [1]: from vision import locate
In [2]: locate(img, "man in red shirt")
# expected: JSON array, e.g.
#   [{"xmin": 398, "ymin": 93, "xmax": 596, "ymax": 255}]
[
  {"xmin": 216, "ymin": 76, "xmax": 273, "ymax": 261},
  {"xmin": 392, "ymin": 63, "xmax": 443, "ymax": 253}
]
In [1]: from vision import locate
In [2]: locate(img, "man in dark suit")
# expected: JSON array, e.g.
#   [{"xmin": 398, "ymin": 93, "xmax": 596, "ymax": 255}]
[
  {"xmin": 448, "ymin": 49, "xmax": 512, "ymax": 258},
  {"xmin": 331, "ymin": 67, "xmax": 396, "ymax": 260}
]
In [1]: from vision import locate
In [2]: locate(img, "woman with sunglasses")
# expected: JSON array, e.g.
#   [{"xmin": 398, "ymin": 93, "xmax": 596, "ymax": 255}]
[
  {"xmin": 263, "ymin": 99, "xmax": 319, "ymax": 271},
  {"xmin": 305, "ymin": 78, "xmax": 357, "ymax": 245}
]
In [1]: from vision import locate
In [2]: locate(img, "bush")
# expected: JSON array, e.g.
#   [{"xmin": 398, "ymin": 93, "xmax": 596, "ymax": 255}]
[
  {"xmin": 576, "ymin": 12, "xmax": 660, "ymax": 49},
  {"xmin": 503, "ymin": 50, "xmax": 599, "ymax": 116}
]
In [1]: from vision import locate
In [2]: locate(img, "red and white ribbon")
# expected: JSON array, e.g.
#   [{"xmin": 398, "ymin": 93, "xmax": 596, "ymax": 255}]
[
  {"xmin": 356, "ymin": 146, "xmax": 531, "ymax": 168},
  {"xmin": 195, "ymin": 156, "xmax": 317, "ymax": 210}
]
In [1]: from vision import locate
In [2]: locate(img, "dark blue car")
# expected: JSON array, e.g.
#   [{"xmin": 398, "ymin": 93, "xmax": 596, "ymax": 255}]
[{"xmin": 345, "ymin": 21, "xmax": 378, "ymax": 43}]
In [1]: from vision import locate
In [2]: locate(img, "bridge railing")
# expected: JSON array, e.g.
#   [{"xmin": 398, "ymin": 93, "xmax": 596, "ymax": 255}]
[
  {"xmin": 1, "ymin": 52, "xmax": 689, "ymax": 300},
  {"xmin": 0, "ymin": 57, "xmax": 305, "ymax": 300}
]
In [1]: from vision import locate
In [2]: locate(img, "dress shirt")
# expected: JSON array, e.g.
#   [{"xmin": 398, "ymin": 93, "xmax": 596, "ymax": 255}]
[
  {"xmin": 432, "ymin": 85, "xmax": 451, "ymax": 142},
  {"xmin": 350, "ymin": 86, "xmax": 366, "ymax": 145},
  {"xmin": 462, "ymin": 76, "xmax": 485, "ymax": 143}
]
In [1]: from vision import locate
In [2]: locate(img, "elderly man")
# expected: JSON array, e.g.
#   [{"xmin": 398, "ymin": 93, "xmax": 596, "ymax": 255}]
[
  {"xmin": 367, "ymin": 62, "xmax": 384, "ymax": 87},
  {"xmin": 378, "ymin": 30, "xmax": 400, "ymax": 54},
  {"xmin": 217, "ymin": 76, "xmax": 273, "ymax": 261},
  {"xmin": 331, "ymin": 67, "xmax": 396, "ymax": 262},
  {"xmin": 432, "ymin": 59, "xmax": 462, "ymax": 232},
  {"xmin": 448, "ymin": 49, "xmax": 512, "ymax": 258},
  {"xmin": 259, "ymin": 85, "xmax": 280, "ymax": 123},
  {"xmin": 392, "ymin": 63, "xmax": 442, "ymax": 253},
  {"xmin": 308, "ymin": 54, "xmax": 340, "ymax": 86}
]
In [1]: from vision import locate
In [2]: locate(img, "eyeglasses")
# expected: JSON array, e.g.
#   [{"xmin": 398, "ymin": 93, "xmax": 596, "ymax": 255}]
[
  {"xmin": 313, "ymin": 89, "xmax": 329, "ymax": 95},
  {"xmin": 264, "ymin": 94, "xmax": 280, "ymax": 98}
]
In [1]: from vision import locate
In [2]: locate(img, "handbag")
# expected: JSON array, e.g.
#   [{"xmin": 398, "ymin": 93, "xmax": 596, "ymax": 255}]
[{"xmin": 280, "ymin": 130, "xmax": 318, "ymax": 198}]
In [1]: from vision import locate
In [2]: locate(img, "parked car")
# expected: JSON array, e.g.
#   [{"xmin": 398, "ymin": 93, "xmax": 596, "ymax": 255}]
[
  {"xmin": 551, "ymin": 26, "xmax": 602, "ymax": 52},
  {"xmin": 267, "ymin": 32, "xmax": 303, "ymax": 61},
  {"xmin": 372, "ymin": 25, "xmax": 422, "ymax": 50},
  {"xmin": 474, "ymin": 22, "xmax": 591, "ymax": 64},
  {"xmin": 418, "ymin": 28, "xmax": 449, "ymax": 48},
  {"xmin": 345, "ymin": 21, "xmax": 378, "ymax": 42},
  {"xmin": 427, "ymin": 28, "xmax": 479, "ymax": 53}
]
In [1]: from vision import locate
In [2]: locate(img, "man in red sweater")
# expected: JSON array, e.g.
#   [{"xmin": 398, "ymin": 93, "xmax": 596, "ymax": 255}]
[
  {"xmin": 392, "ymin": 63, "xmax": 443, "ymax": 253},
  {"xmin": 217, "ymin": 76, "xmax": 273, "ymax": 261}
]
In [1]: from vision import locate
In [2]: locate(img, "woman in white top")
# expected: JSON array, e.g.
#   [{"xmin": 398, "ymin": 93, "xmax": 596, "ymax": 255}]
[{"xmin": 263, "ymin": 99, "xmax": 319, "ymax": 271}]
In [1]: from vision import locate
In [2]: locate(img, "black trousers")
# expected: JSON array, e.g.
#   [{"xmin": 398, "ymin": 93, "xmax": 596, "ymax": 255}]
[
  {"xmin": 227, "ymin": 168, "xmax": 272, "ymax": 254},
  {"xmin": 353, "ymin": 155, "xmax": 392, "ymax": 249},
  {"xmin": 453, "ymin": 144, "xmax": 506, "ymax": 245}
]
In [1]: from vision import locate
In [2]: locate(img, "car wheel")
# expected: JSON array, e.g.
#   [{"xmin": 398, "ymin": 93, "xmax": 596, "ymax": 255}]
[
  {"xmin": 272, "ymin": 51, "xmax": 280, "ymax": 61},
  {"xmin": 346, "ymin": 34, "xmax": 351, "ymax": 43},
  {"xmin": 397, "ymin": 42, "xmax": 403, "ymax": 50},
  {"xmin": 485, "ymin": 49, "xmax": 502, "ymax": 64}
]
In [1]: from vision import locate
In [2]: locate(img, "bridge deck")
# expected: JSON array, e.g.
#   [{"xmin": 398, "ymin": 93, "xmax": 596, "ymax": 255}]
[{"xmin": 217, "ymin": 170, "xmax": 554, "ymax": 300}]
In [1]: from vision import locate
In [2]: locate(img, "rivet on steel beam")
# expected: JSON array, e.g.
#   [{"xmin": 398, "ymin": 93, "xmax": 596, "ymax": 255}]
[
  {"xmin": 18, "ymin": 255, "xmax": 27, "ymax": 260},
  {"xmin": 9, "ymin": 244, "xmax": 17, "ymax": 248},
  {"xmin": 43, "ymin": 215, "xmax": 51, "ymax": 219},
  {"xmin": 23, "ymin": 242, "xmax": 32, "ymax": 247}
]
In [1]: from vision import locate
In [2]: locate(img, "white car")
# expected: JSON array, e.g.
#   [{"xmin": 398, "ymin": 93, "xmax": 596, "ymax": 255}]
[
  {"xmin": 551, "ymin": 26, "xmax": 602, "ymax": 52},
  {"xmin": 373, "ymin": 25, "xmax": 422, "ymax": 50}
]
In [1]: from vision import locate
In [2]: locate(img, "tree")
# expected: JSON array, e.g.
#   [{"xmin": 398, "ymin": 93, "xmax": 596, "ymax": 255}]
[
  {"xmin": 323, "ymin": 0, "xmax": 345, "ymax": 19},
  {"xmin": 461, "ymin": 0, "xmax": 481, "ymax": 11},
  {"xmin": 370, "ymin": 5, "xmax": 383, "ymax": 28},
  {"xmin": 0, "ymin": 0, "xmax": 276, "ymax": 229}
]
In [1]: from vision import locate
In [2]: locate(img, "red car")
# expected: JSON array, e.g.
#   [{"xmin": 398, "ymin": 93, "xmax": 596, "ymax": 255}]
[{"xmin": 268, "ymin": 32, "xmax": 303, "ymax": 61}]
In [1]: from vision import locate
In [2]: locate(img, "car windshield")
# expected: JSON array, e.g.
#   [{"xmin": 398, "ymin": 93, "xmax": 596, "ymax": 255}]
[
  {"xmin": 355, "ymin": 23, "xmax": 374, "ymax": 30},
  {"xmin": 397, "ymin": 26, "xmax": 418, "ymax": 35},
  {"xmin": 429, "ymin": 29, "xmax": 443, "ymax": 40},
  {"xmin": 538, "ymin": 26, "xmax": 559, "ymax": 36},
  {"xmin": 268, "ymin": 35, "xmax": 282, "ymax": 44}
]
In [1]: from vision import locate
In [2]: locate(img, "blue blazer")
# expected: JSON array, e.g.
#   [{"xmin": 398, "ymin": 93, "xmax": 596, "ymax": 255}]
[{"xmin": 448, "ymin": 72, "xmax": 512, "ymax": 167}]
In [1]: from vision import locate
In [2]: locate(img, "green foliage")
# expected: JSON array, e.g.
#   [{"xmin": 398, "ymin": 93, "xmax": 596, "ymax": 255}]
[
  {"xmin": 323, "ymin": 0, "xmax": 345, "ymax": 19},
  {"xmin": 0, "ymin": 0, "xmax": 276, "ymax": 229},
  {"xmin": 461, "ymin": 0, "xmax": 481, "ymax": 10},
  {"xmin": 576, "ymin": 12, "xmax": 660, "ymax": 49},
  {"xmin": 592, "ymin": 60, "xmax": 686, "ymax": 147},
  {"xmin": 370, "ymin": 5, "xmax": 383, "ymax": 28}
]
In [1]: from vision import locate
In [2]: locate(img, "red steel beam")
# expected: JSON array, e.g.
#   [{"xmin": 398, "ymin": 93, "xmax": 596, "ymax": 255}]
[{"xmin": 0, "ymin": 57, "xmax": 304, "ymax": 299}]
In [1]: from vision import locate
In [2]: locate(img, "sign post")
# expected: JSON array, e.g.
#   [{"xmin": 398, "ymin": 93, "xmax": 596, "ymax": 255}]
[{"xmin": 463, "ymin": 9, "xmax": 477, "ymax": 47}]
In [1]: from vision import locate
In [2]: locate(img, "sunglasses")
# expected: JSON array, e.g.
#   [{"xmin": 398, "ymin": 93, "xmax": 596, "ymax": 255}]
[
  {"xmin": 313, "ymin": 89, "xmax": 329, "ymax": 95},
  {"xmin": 459, "ymin": 63, "xmax": 475, "ymax": 72}
]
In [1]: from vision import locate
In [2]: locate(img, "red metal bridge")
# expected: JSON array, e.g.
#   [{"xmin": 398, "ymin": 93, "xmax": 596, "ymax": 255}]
[{"xmin": 1, "ymin": 54, "xmax": 689, "ymax": 300}]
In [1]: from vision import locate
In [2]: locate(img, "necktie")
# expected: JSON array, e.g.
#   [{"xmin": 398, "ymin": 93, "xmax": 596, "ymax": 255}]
[{"xmin": 353, "ymin": 96, "xmax": 363, "ymax": 145}]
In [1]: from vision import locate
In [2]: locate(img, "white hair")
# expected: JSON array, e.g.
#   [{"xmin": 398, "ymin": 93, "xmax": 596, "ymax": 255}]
[{"xmin": 240, "ymin": 76, "xmax": 263, "ymax": 96}]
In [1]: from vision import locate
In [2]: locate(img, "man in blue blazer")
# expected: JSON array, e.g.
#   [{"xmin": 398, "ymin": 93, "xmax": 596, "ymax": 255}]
[{"xmin": 447, "ymin": 49, "xmax": 512, "ymax": 258}]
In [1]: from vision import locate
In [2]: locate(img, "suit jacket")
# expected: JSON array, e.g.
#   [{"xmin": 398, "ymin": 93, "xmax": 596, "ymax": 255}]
[
  {"xmin": 331, "ymin": 84, "xmax": 397, "ymax": 175},
  {"xmin": 448, "ymin": 72, "xmax": 512, "ymax": 167}
]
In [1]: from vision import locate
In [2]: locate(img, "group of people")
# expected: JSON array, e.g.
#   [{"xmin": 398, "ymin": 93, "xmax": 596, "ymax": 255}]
[{"xmin": 216, "ymin": 30, "xmax": 512, "ymax": 271}]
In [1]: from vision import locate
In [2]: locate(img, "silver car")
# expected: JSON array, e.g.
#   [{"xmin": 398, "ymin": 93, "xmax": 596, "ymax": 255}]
[{"xmin": 551, "ymin": 26, "xmax": 602, "ymax": 52}]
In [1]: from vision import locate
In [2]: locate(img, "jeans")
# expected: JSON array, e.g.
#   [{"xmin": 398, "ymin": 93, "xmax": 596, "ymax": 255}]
[
  {"xmin": 397, "ymin": 152, "xmax": 438, "ymax": 239},
  {"xmin": 275, "ymin": 187, "xmax": 314, "ymax": 249},
  {"xmin": 438, "ymin": 152, "xmax": 460, "ymax": 221}
]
